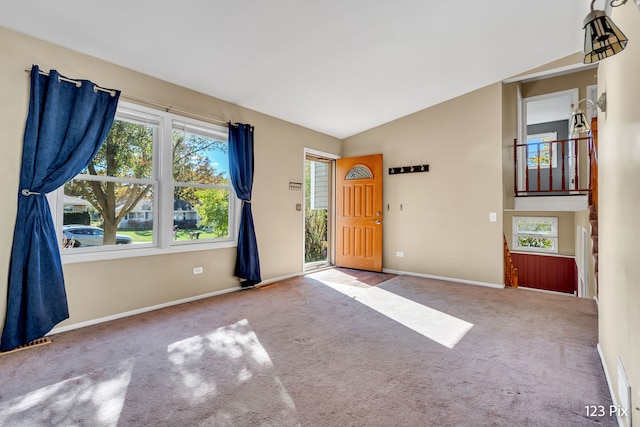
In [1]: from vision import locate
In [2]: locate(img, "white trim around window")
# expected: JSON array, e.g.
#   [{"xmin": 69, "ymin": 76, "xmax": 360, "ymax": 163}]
[{"xmin": 512, "ymin": 216, "xmax": 558, "ymax": 254}]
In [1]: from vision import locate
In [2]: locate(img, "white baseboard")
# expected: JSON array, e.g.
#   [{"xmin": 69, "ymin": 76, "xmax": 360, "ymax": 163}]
[
  {"xmin": 382, "ymin": 269, "xmax": 504, "ymax": 289},
  {"xmin": 50, "ymin": 272, "xmax": 303, "ymax": 336},
  {"xmin": 50, "ymin": 286, "xmax": 241, "ymax": 335},
  {"xmin": 517, "ymin": 286, "xmax": 576, "ymax": 297},
  {"xmin": 258, "ymin": 272, "xmax": 303, "ymax": 285},
  {"xmin": 597, "ymin": 343, "xmax": 624, "ymax": 427}
]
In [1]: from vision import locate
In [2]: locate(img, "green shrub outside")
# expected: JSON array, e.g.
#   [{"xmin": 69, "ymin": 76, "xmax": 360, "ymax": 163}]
[{"xmin": 305, "ymin": 209, "xmax": 327, "ymax": 263}]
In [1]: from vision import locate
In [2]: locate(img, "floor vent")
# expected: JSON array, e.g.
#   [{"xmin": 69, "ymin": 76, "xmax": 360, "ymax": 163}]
[{"xmin": 0, "ymin": 337, "xmax": 52, "ymax": 356}]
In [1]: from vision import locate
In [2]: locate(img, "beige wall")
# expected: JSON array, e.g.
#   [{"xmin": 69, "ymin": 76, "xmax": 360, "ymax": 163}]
[
  {"xmin": 342, "ymin": 84, "xmax": 504, "ymax": 286},
  {"xmin": 520, "ymin": 68, "xmax": 597, "ymax": 100},
  {"xmin": 597, "ymin": 7, "xmax": 640, "ymax": 427},
  {"xmin": 0, "ymin": 27, "xmax": 341, "ymax": 330},
  {"xmin": 502, "ymin": 82, "xmax": 518, "ymax": 210},
  {"xmin": 509, "ymin": 52, "xmax": 586, "ymax": 80}
]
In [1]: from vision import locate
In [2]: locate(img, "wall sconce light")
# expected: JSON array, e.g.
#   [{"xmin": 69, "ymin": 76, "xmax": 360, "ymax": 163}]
[
  {"xmin": 583, "ymin": 0, "xmax": 631, "ymax": 63},
  {"xmin": 597, "ymin": 92, "xmax": 607, "ymax": 112},
  {"xmin": 569, "ymin": 99, "xmax": 596, "ymax": 134}
]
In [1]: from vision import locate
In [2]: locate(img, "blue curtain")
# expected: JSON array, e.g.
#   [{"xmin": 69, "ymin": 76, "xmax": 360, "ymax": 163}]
[
  {"xmin": 0, "ymin": 66, "xmax": 120, "ymax": 351},
  {"xmin": 228, "ymin": 123, "xmax": 261, "ymax": 287}
]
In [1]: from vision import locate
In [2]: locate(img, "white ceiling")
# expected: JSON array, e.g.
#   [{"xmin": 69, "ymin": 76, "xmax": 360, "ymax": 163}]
[{"xmin": 0, "ymin": 1, "xmax": 591, "ymax": 139}]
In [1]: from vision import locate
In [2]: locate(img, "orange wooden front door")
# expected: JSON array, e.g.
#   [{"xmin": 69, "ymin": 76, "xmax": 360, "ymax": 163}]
[{"xmin": 336, "ymin": 154, "xmax": 383, "ymax": 272}]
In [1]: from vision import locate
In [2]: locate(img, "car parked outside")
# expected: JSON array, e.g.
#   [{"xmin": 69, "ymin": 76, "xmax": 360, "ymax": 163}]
[{"xmin": 63, "ymin": 225, "xmax": 133, "ymax": 247}]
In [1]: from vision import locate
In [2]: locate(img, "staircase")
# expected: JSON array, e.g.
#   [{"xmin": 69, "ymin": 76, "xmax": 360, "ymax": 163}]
[{"xmin": 503, "ymin": 235, "xmax": 518, "ymax": 288}]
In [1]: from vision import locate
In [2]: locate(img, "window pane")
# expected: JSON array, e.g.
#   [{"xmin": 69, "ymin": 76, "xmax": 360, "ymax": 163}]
[
  {"xmin": 172, "ymin": 128, "xmax": 229, "ymax": 185},
  {"xmin": 516, "ymin": 219, "xmax": 554, "ymax": 235},
  {"xmin": 173, "ymin": 187, "xmax": 229, "ymax": 240},
  {"xmin": 346, "ymin": 165, "xmax": 373, "ymax": 180},
  {"xmin": 64, "ymin": 180, "xmax": 154, "ymax": 247},
  {"xmin": 81, "ymin": 119, "xmax": 155, "ymax": 179},
  {"xmin": 527, "ymin": 132, "xmax": 557, "ymax": 169},
  {"xmin": 527, "ymin": 143, "xmax": 551, "ymax": 168},
  {"xmin": 517, "ymin": 236, "xmax": 555, "ymax": 250}
]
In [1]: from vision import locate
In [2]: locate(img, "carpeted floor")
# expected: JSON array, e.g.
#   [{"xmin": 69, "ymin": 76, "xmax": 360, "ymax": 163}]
[{"xmin": 0, "ymin": 269, "xmax": 616, "ymax": 426}]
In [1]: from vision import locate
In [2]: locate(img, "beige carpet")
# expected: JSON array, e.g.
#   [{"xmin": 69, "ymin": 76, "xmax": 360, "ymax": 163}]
[{"xmin": 0, "ymin": 269, "xmax": 615, "ymax": 426}]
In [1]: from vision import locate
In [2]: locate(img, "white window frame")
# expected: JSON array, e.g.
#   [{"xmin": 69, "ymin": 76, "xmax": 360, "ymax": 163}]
[
  {"xmin": 512, "ymin": 216, "xmax": 558, "ymax": 254},
  {"xmin": 169, "ymin": 118, "xmax": 236, "ymax": 248},
  {"xmin": 49, "ymin": 101, "xmax": 241, "ymax": 263}
]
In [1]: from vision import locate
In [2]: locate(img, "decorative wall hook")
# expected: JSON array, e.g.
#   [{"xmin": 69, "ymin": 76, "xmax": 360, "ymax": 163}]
[{"xmin": 388, "ymin": 164, "xmax": 429, "ymax": 175}]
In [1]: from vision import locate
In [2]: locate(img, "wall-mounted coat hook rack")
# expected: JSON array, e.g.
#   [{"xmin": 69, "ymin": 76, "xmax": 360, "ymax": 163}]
[{"xmin": 388, "ymin": 164, "xmax": 429, "ymax": 175}]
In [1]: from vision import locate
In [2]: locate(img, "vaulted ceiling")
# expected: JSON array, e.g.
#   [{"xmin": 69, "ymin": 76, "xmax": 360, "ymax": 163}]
[{"xmin": 0, "ymin": 1, "xmax": 591, "ymax": 138}]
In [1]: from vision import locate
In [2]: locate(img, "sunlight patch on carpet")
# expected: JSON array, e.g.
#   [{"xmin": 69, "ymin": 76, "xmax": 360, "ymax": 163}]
[
  {"xmin": 167, "ymin": 319, "xmax": 300, "ymax": 423},
  {"xmin": 312, "ymin": 272, "xmax": 474, "ymax": 348},
  {"xmin": 0, "ymin": 360, "xmax": 133, "ymax": 427}
]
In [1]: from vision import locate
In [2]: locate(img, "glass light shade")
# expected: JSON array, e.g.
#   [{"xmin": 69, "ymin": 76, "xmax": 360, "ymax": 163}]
[
  {"xmin": 583, "ymin": 10, "xmax": 628, "ymax": 64},
  {"xmin": 570, "ymin": 110, "xmax": 590, "ymax": 134}
]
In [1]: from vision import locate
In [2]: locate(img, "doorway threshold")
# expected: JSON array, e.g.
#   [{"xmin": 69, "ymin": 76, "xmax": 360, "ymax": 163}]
[{"xmin": 304, "ymin": 262, "xmax": 332, "ymax": 274}]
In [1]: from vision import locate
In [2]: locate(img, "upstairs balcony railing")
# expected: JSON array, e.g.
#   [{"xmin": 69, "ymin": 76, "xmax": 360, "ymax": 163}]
[{"xmin": 514, "ymin": 136, "xmax": 592, "ymax": 196}]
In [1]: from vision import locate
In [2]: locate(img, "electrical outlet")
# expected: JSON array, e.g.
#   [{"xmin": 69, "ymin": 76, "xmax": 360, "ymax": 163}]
[
  {"xmin": 193, "ymin": 267, "xmax": 203, "ymax": 275},
  {"xmin": 396, "ymin": 251, "xmax": 404, "ymax": 258}
]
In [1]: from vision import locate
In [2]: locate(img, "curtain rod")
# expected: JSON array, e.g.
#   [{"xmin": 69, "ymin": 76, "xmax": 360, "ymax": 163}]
[
  {"xmin": 25, "ymin": 67, "xmax": 117, "ymax": 97},
  {"xmin": 25, "ymin": 68, "xmax": 229, "ymax": 127},
  {"xmin": 119, "ymin": 93, "xmax": 229, "ymax": 127}
]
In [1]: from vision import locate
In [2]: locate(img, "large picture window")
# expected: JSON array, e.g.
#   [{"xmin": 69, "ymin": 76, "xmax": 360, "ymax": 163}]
[
  {"xmin": 512, "ymin": 216, "xmax": 558, "ymax": 253},
  {"xmin": 53, "ymin": 102, "xmax": 238, "ymax": 260}
]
